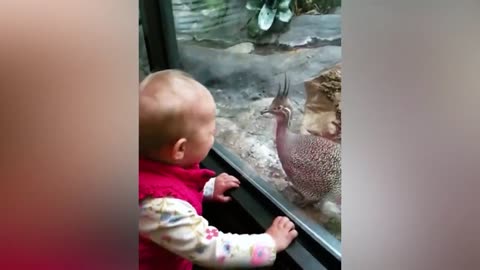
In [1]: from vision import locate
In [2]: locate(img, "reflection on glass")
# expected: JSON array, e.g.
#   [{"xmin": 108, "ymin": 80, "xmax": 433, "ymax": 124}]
[
  {"xmin": 139, "ymin": 17, "xmax": 150, "ymax": 82},
  {"xmin": 171, "ymin": 0, "xmax": 342, "ymax": 243}
]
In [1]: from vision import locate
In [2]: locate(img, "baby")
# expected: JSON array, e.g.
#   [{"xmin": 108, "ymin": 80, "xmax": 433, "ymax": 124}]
[{"xmin": 139, "ymin": 70, "xmax": 298, "ymax": 270}]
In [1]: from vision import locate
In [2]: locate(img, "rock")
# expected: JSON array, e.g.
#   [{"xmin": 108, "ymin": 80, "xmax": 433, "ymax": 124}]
[
  {"xmin": 250, "ymin": 32, "xmax": 281, "ymax": 46},
  {"xmin": 214, "ymin": 95, "xmax": 288, "ymax": 178},
  {"xmin": 250, "ymin": 97, "xmax": 274, "ymax": 108},
  {"xmin": 172, "ymin": 0, "xmax": 241, "ymax": 35},
  {"xmin": 278, "ymin": 15, "xmax": 341, "ymax": 48},
  {"xmin": 179, "ymin": 43, "xmax": 341, "ymax": 95},
  {"xmin": 305, "ymin": 10, "xmax": 321, "ymax": 15},
  {"xmin": 300, "ymin": 63, "xmax": 341, "ymax": 142},
  {"xmin": 331, "ymin": 7, "xmax": 341, "ymax": 14},
  {"xmin": 173, "ymin": 0, "xmax": 249, "ymax": 45},
  {"xmin": 225, "ymin": 42, "xmax": 255, "ymax": 54},
  {"xmin": 250, "ymin": 94, "xmax": 262, "ymax": 101}
]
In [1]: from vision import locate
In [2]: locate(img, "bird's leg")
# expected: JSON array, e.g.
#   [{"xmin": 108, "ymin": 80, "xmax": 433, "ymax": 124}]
[
  {"xmin": 296, "ymin": 193, "xmax": 321, "ymax": 208},
  {"xmin": 282, "ymin": 183, "xmax": 303, "ymax": 204},
  {"xmin": 296, "ymin": 197, "xmax": 319, "ymax": 208},
  {"xmin": 283, "ymin": 183, "xmax": 319, "ymax": 208}
]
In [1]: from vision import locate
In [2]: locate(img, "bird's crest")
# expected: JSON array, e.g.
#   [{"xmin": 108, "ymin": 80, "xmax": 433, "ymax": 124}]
[
  {"xmin": 259, "ymin": 73, "xmax": 294, "ymax": 127},
  {"xmin": 271, "ymin": 73, "xmax": 291, "ymax": 108}
]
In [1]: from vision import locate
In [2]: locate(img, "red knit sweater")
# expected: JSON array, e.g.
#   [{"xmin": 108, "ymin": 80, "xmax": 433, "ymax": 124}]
[{"xmin": 138, "ymin": 158, "xmax": 216, "ymax": 270}]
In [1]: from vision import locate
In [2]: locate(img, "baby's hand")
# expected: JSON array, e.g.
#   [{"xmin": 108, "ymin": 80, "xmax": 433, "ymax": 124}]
[
  {"xmin": 212, "ymin": 173, "xmax": 240, "ymax": 202},
  {"xmin": 266, "ymin": 216, "xmax": 298, "ymax": 252}
]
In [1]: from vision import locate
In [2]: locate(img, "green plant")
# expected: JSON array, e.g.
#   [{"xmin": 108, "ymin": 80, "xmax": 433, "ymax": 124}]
[
  {"xmin": 245, "ymin": 0, "xmax": 294, "ymax": 38},
  {"xmin": 294, "ymin": 0, "xmax": 341, "ymax": 15},
  {"xmin": 203, "ymin": 0, "xmax": 228, "ymax": 21}
]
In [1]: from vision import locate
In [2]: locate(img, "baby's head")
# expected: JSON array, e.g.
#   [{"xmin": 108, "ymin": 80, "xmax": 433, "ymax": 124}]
[{"xmin": 139, "ymin": 70, "xmax": 216, "ymax": 167}]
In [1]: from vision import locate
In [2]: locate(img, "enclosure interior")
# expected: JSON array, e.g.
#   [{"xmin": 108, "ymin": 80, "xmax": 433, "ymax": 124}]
[{"xmin": 140, "ymin": 1, "xmax": 342, "ymax": 269}]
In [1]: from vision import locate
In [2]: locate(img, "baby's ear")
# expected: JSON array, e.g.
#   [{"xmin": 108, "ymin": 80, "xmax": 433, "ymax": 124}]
[{"xmin": 172, "ymin": 138, "xmax": 187, "ymax": 161}]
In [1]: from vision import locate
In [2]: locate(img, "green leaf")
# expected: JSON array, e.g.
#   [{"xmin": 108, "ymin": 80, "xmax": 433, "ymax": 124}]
[
  {"xmin": 278, "ymin": 0, "xmax": 291, "ymax": 11},
  {"xmin": 258, "ymin": 4, "xmax": 277, "ymax": 31},
  {"xmin": 246, "ymin": 0, "xmax": 263, "ymax": 10},
  {"xmin": 277, "ymin": 8, "xmax": 293, "ymax": 22},
  {"xmin": 247, "ymin": 14, "xmax": 264, "ymax": 38}
]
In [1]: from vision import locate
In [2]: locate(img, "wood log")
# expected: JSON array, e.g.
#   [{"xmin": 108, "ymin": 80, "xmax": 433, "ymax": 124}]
[{"xmin": 300, "ymin": 63, "xmax": 341, "ymax": 143}]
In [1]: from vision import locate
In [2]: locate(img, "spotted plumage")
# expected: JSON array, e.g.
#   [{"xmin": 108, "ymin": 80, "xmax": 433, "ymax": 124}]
[{"xmin": 261, "ymin": 74, "xmax": 341, "ymax": 206}]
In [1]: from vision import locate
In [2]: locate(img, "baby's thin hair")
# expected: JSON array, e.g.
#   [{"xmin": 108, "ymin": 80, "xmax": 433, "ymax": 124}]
[
  {"xmin": 139, "ymin": 69, "xmax": 199, "ymax": 156},
  {"xmin": 140, "ymin": 69, "xmax": 194, "ymax": 91}
]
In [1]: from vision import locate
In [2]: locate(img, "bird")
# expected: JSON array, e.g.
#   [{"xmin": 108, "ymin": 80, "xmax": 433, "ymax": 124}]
[{"xmin": 261, "ymin": 74, "xmax": 341, "ymax": 208}]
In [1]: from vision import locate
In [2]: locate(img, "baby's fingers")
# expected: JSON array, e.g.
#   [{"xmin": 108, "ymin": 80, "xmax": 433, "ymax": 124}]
[
  {"xmin": 220, "ymin": 180, "xmax": 239, "ymax": 190},
  {"xmin": 272, "ymin": 216, "xmax": 282, "ymax": 226},
  {"xmin": 227, "ymin": 180, "xmax": 240, "ymax": 189},
  {"xmin": 222, "ymin": 175, "xmax": 240, "ymax": 185},
  {"xmin": 283, "ymin": 220, "xmax": 295, "ymax": 231},
  {"xmin": 288, "ymin": 229, "xmax": 298, "ymax": 239},
  {"xmin": 229, "ymin": 176, "xmax": 241, "ymax": 185},
  {"xmin": 274, "ymin": 216, "xmax": 289, "ymax": 227}
]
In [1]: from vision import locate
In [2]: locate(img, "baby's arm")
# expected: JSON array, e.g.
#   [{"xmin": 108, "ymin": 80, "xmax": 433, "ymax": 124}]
[
  {"xmin": 139, "ymin": 197, "xmax": 277, "ymax": 268},
  {"xmin": 203, "ymin": 173, "xmax": 240, "ymax": 202},
  {"xmin": 202, "ymin": 177, "xmax": 216, "ymax": 200}
]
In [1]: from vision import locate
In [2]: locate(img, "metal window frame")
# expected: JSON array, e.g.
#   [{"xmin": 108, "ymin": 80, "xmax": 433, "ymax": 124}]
[
  {"xmin": 140, "ymin": 0, "xmax": 180, "ymax": 71},
  {"xmin": 139, "ymin": 1, "xmax": 341, "ymax": 269}
]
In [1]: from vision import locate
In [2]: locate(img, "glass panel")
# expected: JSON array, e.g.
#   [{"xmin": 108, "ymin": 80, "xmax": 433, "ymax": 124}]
[
  {"xmin": 139, "ymin": 15, "xmax": 150, "ymax": 82},
  {"xmin": 171, "ymin": 0, "xmax": 341, "ymax": 252}
]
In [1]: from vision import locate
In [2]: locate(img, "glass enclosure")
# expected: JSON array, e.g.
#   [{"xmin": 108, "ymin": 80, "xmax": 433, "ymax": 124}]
[
  {"xmin": 139, "ymin": 16, "xmax": 150, "ymax": 82},
  {"xmin": 142, "ymin": 0, "xmax": 342, "ymax": 255}
]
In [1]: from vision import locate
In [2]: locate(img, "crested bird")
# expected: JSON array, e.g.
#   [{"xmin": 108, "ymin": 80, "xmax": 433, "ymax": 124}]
[{"xmin": 261, "ymin": 75, "xmax": 341, "ymax": 207}]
